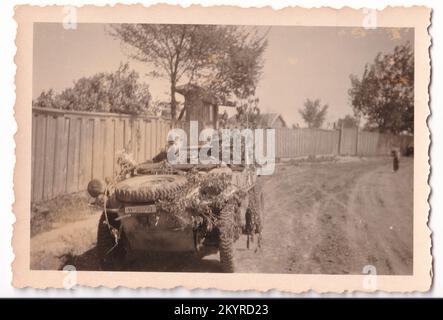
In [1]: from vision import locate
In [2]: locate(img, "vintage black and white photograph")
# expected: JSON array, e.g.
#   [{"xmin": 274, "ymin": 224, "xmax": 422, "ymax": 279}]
[
  {"xmin": 12, "ymin": 4, "xmax": 431, "ymax": 291},
  {"xmin": 29, "ymin": 21, "xmax": 416, "ymax": 275}
]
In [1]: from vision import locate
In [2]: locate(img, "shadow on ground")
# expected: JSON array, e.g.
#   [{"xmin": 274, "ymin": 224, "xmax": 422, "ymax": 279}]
[{"xmin": 62, "ymin": 247, "xmax": 223, "ymax": 273}]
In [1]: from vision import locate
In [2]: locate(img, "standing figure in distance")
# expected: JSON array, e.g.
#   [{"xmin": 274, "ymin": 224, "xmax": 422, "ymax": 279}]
[{"xmin": 392, "ymin": 149, "xmax": 399, "ymax": 172}]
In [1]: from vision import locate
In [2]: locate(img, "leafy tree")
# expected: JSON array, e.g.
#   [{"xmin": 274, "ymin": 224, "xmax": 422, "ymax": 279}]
[
  {"xmin": 33, "ymin": 63, "xmax": 152, "ymax": 115},
  {"xmin": 299, "ymin": 99, "xmax": 329, "ymax": 128},
  {"xmin": 348, "ymin": 42, "xmax": 414, "ymax": 134},
  {"xmin": 111, "ymin": 24, "xmax": 267, "ymax": 119},
  {"xmin": 32, "ymin": 89, "xmax": 59, "ymax": 109},
  {"xmin": 209, "ymin": 28, "xmax": 268, "ymax": 101},
  {"xmin": 336, "ymin": 114, "xmax": 359, "ymax": 128}
]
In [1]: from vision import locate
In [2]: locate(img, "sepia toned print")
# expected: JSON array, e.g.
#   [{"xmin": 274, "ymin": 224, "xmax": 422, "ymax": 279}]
[{"xmin": 13, "ymin": 5, "xmax": 431, "ymax": 292}]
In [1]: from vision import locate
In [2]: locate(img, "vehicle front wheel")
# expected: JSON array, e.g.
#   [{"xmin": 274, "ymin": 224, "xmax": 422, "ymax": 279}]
[{"xmin": 96, "ymin": 211, "xmax": 128, "ymax": 271}]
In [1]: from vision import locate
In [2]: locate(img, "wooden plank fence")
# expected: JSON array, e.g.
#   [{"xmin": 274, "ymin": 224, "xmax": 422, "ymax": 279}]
[
  {"xmin": 31, "ymin": 108, "xmax": 413, "ymax": 202},
  {"xmin": 274, "ymin": 127, "xmax": 413, "ymax": 158},
  {"xmin": 274, "ymin": 128, "xmax": 340, "ymax": 158},
  {"xmin": 31, "ymin": 108, "xmax": 171, "ymax": 202}
]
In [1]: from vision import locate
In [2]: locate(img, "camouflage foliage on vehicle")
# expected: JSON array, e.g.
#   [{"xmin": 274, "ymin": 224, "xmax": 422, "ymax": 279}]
[{"xmin": 154, "ymin": 166, "xmax": 262, "ymax": 240}]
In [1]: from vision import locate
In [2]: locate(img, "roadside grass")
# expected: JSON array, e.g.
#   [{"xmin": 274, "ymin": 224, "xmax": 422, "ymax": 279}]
[{"xmin": 31, "ymin": 191, "xmax": 101, "ymax": 237}]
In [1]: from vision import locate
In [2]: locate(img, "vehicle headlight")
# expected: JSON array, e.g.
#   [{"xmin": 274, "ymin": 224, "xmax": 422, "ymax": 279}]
[{"xmin": 87, "ymin": 179, "xmax": 105, "ymax": 198}]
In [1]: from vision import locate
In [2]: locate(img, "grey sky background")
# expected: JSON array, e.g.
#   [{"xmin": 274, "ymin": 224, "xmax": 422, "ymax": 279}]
[{"xmin": 33, "ymin": 23, "xmax": 413, "ymax": 127}]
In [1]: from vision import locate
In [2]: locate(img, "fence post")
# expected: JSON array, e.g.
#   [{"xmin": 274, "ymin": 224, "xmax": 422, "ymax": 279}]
[
  {"xmin": 355, "ymin": 126, "xmax": 360, "ymax": 156},
  {"xmin": 338, "ymin": 123, "xmax": 344, "ymax": 155}
]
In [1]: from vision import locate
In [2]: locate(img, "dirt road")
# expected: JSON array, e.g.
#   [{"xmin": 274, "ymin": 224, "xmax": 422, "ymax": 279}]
[
  {"xmin": 35, "ymin": 157, "xmax": 413, "ymax": 275},
  {"xmin": 235, "ymin": 157, "xmax": 413, "ymax": 275}
]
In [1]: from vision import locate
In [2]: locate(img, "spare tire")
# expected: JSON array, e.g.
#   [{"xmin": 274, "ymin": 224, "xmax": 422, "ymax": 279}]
[{"xmin": 114, "ymin": 175, "xmax": 188, "ymax": 203}]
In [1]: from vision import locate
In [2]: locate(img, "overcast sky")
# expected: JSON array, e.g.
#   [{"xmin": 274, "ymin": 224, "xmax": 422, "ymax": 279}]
[{"xmin": 33, "ymin": 23, "xmax": 413, "ymax": 127}]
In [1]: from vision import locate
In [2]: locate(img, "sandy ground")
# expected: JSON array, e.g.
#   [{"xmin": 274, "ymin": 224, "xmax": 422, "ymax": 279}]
[
  {"xmin": 31, "ymin": 157, "xmax": 413, "ymax": 275},
  {"xmin": 236, "ymin": 157, "xmax": 413, "ymax": 275}
]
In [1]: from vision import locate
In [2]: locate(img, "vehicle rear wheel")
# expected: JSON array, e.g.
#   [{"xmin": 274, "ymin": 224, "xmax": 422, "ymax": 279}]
[
  {"xmin": 96, "ymin": 212, "xmax": 128, "ymax": 271},
  {"xmin": 218, "ymin": 204, "xmax": 236, "ymax": 273}
]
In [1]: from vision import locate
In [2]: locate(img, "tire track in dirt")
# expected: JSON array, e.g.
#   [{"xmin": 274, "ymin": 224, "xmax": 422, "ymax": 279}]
[
  {"xmin": 235, "ymin": 161, "xmax": 371, "ymax": 274},
  {"xmin": 343, "ymin": 159, "xmax": 413, "ymax": 275}
]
